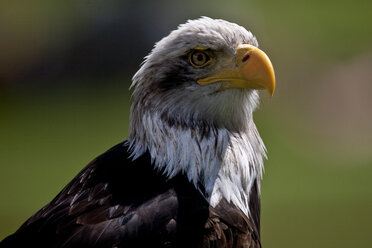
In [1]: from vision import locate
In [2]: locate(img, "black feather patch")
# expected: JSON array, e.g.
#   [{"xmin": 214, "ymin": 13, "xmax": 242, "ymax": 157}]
[{"xmin": 155, "ymin": 63, "xmax": 194, "ymax": 91}]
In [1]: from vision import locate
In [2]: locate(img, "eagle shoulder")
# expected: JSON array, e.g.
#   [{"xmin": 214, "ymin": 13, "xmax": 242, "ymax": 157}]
[{"xmin": 0, "ymin": 142, "xmax": 180, "ymax": 247}]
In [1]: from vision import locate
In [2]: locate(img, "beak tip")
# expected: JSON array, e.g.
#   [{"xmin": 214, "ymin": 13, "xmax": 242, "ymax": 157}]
[
  {"xmin": 267, "ymin": 88, "xmax": 274, "ymax": 97},
  {"xmin": 269, "ymin": 83, "xmax": 275, "ymax": 96}
]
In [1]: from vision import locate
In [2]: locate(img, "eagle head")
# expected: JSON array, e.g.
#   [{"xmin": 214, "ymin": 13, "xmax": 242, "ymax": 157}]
[{"xmin": 130, "ymin": 17, "xmax": 275, "ymax": 134}]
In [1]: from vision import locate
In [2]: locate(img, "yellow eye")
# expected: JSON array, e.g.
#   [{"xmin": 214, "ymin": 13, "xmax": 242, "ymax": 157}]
[{"xmin": 189, "ymin": 50, "xmax": 211, "ymax": 68}]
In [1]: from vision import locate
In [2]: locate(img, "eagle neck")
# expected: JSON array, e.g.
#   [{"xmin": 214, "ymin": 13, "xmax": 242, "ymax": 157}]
[{"xmin": 128, "ymin": 112, "xmax": 266, "ymax": 216}]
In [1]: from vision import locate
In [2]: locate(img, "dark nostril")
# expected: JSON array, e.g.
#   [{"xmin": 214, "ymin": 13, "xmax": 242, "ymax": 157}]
[{"xmin": 242, "ymin": 54, "xmax": 250, "ymax": 62}]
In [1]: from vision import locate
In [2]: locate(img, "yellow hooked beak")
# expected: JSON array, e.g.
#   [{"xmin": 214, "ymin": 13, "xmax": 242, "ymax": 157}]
[{"xmin": 197, "ymin": 44, "xmax": 275, "ymax": 95}]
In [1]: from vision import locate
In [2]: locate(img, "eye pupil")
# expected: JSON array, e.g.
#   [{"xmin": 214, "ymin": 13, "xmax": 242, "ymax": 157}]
[{"xmin": 193, "ymin": 53, "xmax": 206, "ymax": 65}]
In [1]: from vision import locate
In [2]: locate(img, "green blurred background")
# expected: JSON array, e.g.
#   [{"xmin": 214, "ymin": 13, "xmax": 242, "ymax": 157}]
[{"xmin": 1, "ymin": 0, "xmax": 371, "ymax": 247}]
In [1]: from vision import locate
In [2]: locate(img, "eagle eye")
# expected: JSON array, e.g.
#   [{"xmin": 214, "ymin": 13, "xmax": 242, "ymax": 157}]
[{"xmin": 189, "ymin": 50, "xmax": 211, "ymax": 68}]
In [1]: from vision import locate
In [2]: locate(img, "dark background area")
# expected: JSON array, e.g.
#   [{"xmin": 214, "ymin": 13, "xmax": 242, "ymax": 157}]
[{"xmin": 1, "ymin": 0, "xmax": 372, "ymax": 247}]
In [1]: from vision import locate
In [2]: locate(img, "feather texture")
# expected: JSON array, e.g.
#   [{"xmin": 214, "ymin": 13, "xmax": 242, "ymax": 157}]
[{"xmin": 0, "ymin": 142, "xmax": 261, "ymax": 248}]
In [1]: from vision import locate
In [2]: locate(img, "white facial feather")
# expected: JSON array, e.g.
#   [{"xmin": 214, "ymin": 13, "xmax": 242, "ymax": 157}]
[{"xmin": 127, "ymin": 17, "xmax": 266, "ymax": 217}]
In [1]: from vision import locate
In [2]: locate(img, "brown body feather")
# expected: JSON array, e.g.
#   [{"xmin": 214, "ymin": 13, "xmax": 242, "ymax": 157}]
[{"xmin": 0, "ymin": 142, "xmax": 261, "ymax": 248}]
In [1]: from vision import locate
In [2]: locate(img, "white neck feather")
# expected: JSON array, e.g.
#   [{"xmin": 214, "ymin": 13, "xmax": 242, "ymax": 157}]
[{"xmin": 127, "ymin": 112, "xmax": 266, "ymax": 216}]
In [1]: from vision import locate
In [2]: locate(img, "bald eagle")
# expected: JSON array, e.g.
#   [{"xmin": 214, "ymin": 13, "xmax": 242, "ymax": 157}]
[{"xmin": 0, "ymin": 17, "xmax": 275, "ymax": 248}]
